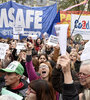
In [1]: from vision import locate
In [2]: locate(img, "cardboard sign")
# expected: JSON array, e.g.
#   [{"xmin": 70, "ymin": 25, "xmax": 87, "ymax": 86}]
[
  {"xmin": 55, "ymin": 24, "xmax": 69, "ymax": 55},
  {"xmin": 13, "ymin": 34, "xmax": 19, "ymax": 40},
  {"xmin": 1, "ymin": 88, "xmax": 23, "ymax": 100},
  {"xmin": 1, "ymin": 43, "xmax": 9, "ymax": 50},
  {"xmin": 0, "ymin": 43, "xmax": 9, "ymax": 59},
  {"xmin": 47, "ymin": 35, "xmax": 58, "ymax": 46},
  {"xmin": 16, "ymin": 43, "xmax": 26, "ymax": 50},
  {"xmin": 13, "ymin": 26, "xmax": 24, "ymax": 35}
]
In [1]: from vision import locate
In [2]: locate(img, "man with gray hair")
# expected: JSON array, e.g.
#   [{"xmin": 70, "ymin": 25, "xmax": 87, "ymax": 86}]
[
  {"xmin": 0, "ymin": 95, "xmax": 16, "ymax": 100},
  {"xmin": 58, "ymin": 55, "xmax": 90, "ymax": 100},
  {"xmin": 77, "ymin": 60, "xmax": 90, "ymax": 100}
]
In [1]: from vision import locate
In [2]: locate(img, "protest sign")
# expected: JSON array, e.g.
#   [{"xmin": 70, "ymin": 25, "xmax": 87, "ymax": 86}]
[
  {"xmin": 0, "ymin": 43, "xmax": 9, "ymax": 59},
  {"xmin": 71, "ymin": 14, "xmax": 90, "ymax": 40},
  {"xmin": 46, "ymin": 35, "xmax": 58, "ymax": 46},
  {"xmin": 13, "ymin": 34, "xmax": 19, "ymax": 40},
  {"xmin": 2, "ymin": 43, "xmax": 9, "ymax": 50},
  {"xmin": 55, "ymin": 24, "xmax": 69, "ymax": 55},
  {"xmin": 16, "ymin": 43, "xmax": 26, "ymax": 50},
  {"xmin": 0, "ymin": 47, "xmax": 6, "ymax": 59},
  {"xmin": 1, "ymin": 88, "xmax": 23, "ymax": 100},
  {"xmin": 60, "ymin": 11, "xmax": 90, "ymax": 37},
  {"xmin": 13, "ymin": 25, "xmax": 24, "ymax": 35},
  {"xmin": 0, "ymin": 1, "xmax": 57, "ymax": 39}
]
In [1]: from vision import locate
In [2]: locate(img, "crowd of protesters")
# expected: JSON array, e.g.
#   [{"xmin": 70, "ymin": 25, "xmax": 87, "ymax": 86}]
[{"xmin": 0, "ymin": 35, "xmax": 90, "ymax": 100}]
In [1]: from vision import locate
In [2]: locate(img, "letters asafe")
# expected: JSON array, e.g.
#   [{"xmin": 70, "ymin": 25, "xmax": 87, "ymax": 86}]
[{"xmin": 0, "ymin": 8, "xmax": 43, "ymax": 29}]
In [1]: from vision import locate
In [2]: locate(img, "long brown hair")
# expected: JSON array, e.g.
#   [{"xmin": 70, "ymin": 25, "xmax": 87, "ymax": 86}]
[{"xmin": 29, "ymin": 79, "xmax": 55, "ymax": 100}]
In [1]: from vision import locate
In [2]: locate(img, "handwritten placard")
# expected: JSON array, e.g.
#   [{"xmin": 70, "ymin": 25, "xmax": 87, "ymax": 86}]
[
  {"xmin": 16, "ymin": 43, "xmax": 26, "ymax": 50},
  {"xmin": 0, "ymin": 43, "xmax": 9, "ymax": 59},
  {"xmin": 47, "ymin": 35, "xmax": 58, "ymax": 46}
]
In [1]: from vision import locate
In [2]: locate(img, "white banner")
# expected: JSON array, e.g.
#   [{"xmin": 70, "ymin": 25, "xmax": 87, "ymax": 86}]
[
  {"xmin": 55, "ymin": 24, "xmax": 69, "ymax": 55},
  {"xmin": 71, "ymin": 14, "xmax": 90, "ymax": 40}
]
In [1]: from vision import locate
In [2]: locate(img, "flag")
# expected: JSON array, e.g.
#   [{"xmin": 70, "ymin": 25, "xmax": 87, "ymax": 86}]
[{"xmin": 47, "ymin": 10, "xmax": 60, "ymax": 36}]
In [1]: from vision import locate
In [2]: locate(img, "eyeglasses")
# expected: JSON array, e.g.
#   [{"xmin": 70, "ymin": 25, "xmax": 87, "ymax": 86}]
[
  {"xmin": 76, "ymin": 72, "xmax": 90, "ymax": 79},
  {"xmin": 39, "ymin": 65, "xmax": 49, "ymax": 68}
]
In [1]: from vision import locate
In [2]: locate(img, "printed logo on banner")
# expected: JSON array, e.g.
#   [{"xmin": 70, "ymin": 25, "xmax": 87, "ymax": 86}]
[
  {"xmin": 71, "ymin": 14, "xmax": 90, "ymax": 40},
  {"xmin": 74, "ymin": 20, "xmax": 90, "ymax": 29}
]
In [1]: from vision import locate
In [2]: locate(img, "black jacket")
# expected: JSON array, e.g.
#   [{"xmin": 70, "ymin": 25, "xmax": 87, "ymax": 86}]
[
  {"xmin": 51, "ymin": 68, "xmax": 84, "ymax": 94},
  {"xmin": 6, "ymin": 79, "xmax": 28, "ymax": 97},
  {"xmin": 0, "ymin": 76, "xmax": 28, "ymax": 98},
  {"xmin": 62, "ymin": 83, "xmax": 79, "ymax": 100}
]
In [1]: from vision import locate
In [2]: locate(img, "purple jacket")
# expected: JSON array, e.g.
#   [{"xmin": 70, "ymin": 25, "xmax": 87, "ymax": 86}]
[
  {"xmin": 25, "ymin": 55, "xmax": 40, "ymax": 81},
  {"xmin": 25, "ymin": 55, "xmax": 59, "ymax": 100}
]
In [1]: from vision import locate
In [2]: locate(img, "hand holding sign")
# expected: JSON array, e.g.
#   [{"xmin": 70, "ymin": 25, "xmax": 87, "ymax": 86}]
[{"xmin": 46, "ymin": 35, "xmax": 59, "ymax": 47}]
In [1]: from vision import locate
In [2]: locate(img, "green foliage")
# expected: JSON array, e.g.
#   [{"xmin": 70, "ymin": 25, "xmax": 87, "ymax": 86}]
[
  {"xmin": 58, "ymin": 0, "xmax": 89, "ymax": 11},
  {"xmin": 1, "ymin": 0, "xmax": 7, "ymax": 3},
  {"xmin": 88, "ymin": 0, "xmax": 90, "ymax": 11},
  {"xmin": 0, "ymin": 0, "xmax": 90, "ymax": 11}
]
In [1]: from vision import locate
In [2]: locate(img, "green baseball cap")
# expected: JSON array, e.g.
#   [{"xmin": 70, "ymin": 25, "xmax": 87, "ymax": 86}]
[{"xmin": 0, "ymin": 61, "xmax": 24, "ymax": 76}]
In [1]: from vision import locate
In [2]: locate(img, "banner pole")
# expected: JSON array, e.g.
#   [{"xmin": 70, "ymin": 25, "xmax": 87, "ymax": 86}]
[{"xmin": 71, "ymin": 3, "xmax": 87, "ymax": 36}]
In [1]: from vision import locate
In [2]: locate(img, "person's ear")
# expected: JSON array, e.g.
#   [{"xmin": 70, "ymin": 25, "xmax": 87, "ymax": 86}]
[{"xmin": 17, "ymin": 74, "xmax": 21, "ymax": 80}]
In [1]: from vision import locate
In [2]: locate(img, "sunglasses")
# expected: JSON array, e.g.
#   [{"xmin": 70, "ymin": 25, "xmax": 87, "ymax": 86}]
[{"xmin": 76, "ymin": 72, "xmax": 90, "ymax": 79}]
